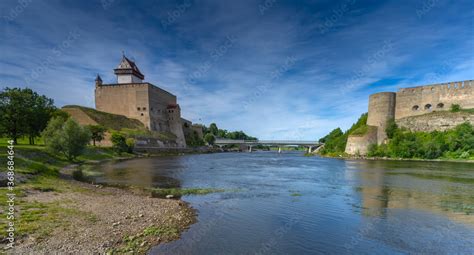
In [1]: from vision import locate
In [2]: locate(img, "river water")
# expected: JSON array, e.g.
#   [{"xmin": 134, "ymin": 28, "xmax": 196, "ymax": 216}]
[{"xmin": 94, "ymin": 152, "xmax": 474, "ymax": 255}]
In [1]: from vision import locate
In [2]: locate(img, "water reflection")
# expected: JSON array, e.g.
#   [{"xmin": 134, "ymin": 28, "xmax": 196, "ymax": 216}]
[
  {"xmin": 351, "ymin": 160, "xmax": 474, "ymax": 226},
  {"xmin": 91, "ymin": 153, "xmax": 474, "ymax": 254}
]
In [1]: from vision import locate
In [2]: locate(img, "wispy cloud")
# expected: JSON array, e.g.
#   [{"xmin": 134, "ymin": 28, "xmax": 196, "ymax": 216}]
[{"xmin": 1, "ymin": 0, "xmax": 472, "ymax": 140}]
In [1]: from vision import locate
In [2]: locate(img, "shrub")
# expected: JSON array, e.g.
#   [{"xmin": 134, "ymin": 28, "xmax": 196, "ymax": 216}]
[
  {"xmin": 204, "ymin": 133, "xmax": 216, "ymax": 145},
  {"xmin": 86, "ymin": 125, "xmax": 107, "ymax": 146},
  {"xmin": 111, "ymin": 132, "xmax": 129, "ymax": 154},
  {"xmin": 368, "ymin": 122, "xmax": 473, "ymax": 159},
  {"xmin": 42, "ymin": 117, "xmax": 91, "ymax": 161},
  {"xmin": 450, "ymin": 104, "xmax": 461, "ymax": 112}
]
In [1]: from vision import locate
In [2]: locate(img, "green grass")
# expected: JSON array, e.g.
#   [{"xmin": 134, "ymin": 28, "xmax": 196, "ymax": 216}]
[
  {"xmin": 62, "ymin": 105, "xmax": 145, "ymax": 130},
  {"xmin": 290, "ymin": 192, "xmax": 302, "ymax": 197},
  {"xmin": 0, "ymin": 176, "xmax": 94, "ymax": 240},
  {"xmin": 150, "ymin": 187, "xmax": 225, "ymax": 198},
  {"xmin": 108, "ymin": 225, "xmax": 181, "ymax": 254},
  {"xmin": 350, "ymin": 125, "xmax": 377, "ymax": 136},
  {"xmin": 120, "ymin": 128, "xmax": 177, "ymax": 142}
]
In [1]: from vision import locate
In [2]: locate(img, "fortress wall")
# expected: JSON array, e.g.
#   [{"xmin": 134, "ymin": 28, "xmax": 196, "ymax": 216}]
[
  {"xmin": 367, "ymin": 92, "xmax": 396, "ymax": 144},
  {"xmin": 167, "ymin": 107, "xmax": 186, "ymax": 148},
  {"xmin": 95, "ymin": 83, "xmax": 151, "ymax": 129},
  {"xmin": 147, "ymin": 84, "xmax": 177, "ymax": 132},
  {"xmin": 395, "ymin": 80, "xmax": 474, "ymax": 120},
  {"xmin": 397, "ymin": 111, "xmax": 474, "ymax": 132},
  {"xmin": 345, "ymin": 126, "xmax": 378, "ymax": 155}
]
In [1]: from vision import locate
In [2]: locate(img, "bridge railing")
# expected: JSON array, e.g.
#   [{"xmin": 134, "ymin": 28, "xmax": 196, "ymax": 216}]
[{"xmin": 214, "ymin": 139, "xmax": 321, "ymax": 145}]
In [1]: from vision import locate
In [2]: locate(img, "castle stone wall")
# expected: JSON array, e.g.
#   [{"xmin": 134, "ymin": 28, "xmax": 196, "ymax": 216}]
[
  {"xmin": 367, "ymin": 92, "xmax": 396, "ymax": 144},
  {"xmin": 395, "ymin": 80, "xmax": 474, "ymax": 120},
  {"xmin": 396, "ymin": 111, "xmax": 474, "ymax": 132},
  {"xmin": 345, "ymin": 126, "xmax": 378, "ymax": 155},
  {"xmin": 345, "ymin": 79, "xmax": 473, "ymax": 155},
  {"xmin": 95, "ymin": 83, "xmax": 151, "ymax": 128}
]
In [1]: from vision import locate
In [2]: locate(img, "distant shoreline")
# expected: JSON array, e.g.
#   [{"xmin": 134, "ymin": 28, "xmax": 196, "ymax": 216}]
[{"xmin": 312, "ymin": 153, "xmax": 474, "ymax": 163}]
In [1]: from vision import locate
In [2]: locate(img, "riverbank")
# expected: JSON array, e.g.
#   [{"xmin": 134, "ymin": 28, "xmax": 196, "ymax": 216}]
[
  {"xmin": 310, "ymin": 152, "xmax": 474, "ymax": 163},
  {"xmin": 0, "ymin": 145, "xmax": 197, "ymax": 254}
]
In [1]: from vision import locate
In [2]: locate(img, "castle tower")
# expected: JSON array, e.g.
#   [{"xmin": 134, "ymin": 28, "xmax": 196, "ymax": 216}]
[
  {"xmin": 167, "ymin": 104, "xmax": 186, "ymax": 148},
  {"xmin": 367, "ymin": 92, "xmax": 396, "ymax": 144},
  {"xmin": 114, "ymin": 55, "xmax": 145, "ymax": 84},
  {"xmin": 95, "ymin": 74, "xmax": 102, "ymax": 87}
]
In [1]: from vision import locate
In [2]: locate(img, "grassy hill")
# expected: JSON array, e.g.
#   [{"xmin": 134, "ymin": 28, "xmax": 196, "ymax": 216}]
[
  {"xmin": 62, "ymin": 105, "xmax": 145, "ymax": 131},
  {"xmin": 62, "ymin": 105, "xmax": 177, "ymax": 142}
]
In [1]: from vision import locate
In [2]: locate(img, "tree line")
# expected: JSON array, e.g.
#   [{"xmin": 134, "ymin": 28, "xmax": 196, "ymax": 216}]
[
  {"xmin": 317, "ymin": 107, "xmax": 474, "ymax": 159},
  {"xmin": 0, "ymin": 87, "xmax": 130, "ymax": 161}
]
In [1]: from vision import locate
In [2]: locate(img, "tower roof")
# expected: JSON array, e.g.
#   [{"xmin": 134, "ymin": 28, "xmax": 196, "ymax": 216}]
[
  {"xmin": 95, "ymin": 74, "xmax": 102, "ymax": 82},
  {"xmin": 114, "ymin": 55, "xmax": 145, "ymax": 80}
]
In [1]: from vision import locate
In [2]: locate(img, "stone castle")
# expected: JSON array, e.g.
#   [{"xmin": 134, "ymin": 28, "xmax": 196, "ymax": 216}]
[
  {"xmin": 345, "ymin": 80, "xmax": 474, "ymax": 155},
  {"xmin": 94, "ymin": 55, "xmax": 202, "ymax": 148}
]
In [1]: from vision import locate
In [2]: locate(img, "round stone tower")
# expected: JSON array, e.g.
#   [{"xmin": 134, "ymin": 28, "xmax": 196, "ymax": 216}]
[{"xmin": 367, "ymin": 92, "xmax": 396, "ymax": 144}]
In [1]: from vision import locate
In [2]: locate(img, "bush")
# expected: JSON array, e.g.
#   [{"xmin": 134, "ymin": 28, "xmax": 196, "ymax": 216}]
[
  {"xmin": 368, "ymin": 122, "xmax": 473, "ymax": 159},
  {"xmin": 318, "ymin": 113, "xmax": 368, "ymax": 155},
  {"xmin": 204, "ymin": 133, "xmax": 216, "ymax": 145},
  {"xmin": 451, "ymin": 104, "xmax": 461, "ymax": 112},
  {"xmin": 42, "ymin": 117, "xmax": 91, "ymax": 161},
  {"xmin": 125, "ymin": 138, "xmax": 135, "ymax": 153},
  {"xmin": 111, "ymin": 132, "xmax": 129, "ymax": 154}
]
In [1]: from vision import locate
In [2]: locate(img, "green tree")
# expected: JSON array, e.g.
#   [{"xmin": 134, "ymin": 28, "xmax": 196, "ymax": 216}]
[
  {"xmin": 0, "ymin": 87, "xmax": 56, "ymax": 145},
  {"xmin": 209, "ymin": 123, "xmax": 218, "ymax": 136},
  {"xmin": 217, "ymin": 129, "xmax": 228, "ymax": 138},
  {"xmin": 42, "ymin": 117, "xmax": 91, "ymax": 161},
  {"xmin": 86, "ymin": 125, "xmax": 107, "ymax": 146},
  {"xmin": 385, "ymin": 119, "xmax": 398, "ymax": 139},
  {"xmin": 185, "ymin": 130, "xmax": 205, "ymax": 147},
  {"xmin": 204, "ymin": 133, "xmax": 216, "ymax": 145},
  {"xmin": 111, "ymin": 132, "xmax": 129, "ymax": 154}
]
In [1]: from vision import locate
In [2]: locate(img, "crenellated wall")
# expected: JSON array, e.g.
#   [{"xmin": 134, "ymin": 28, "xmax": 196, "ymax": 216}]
[
  {"xmin": 345, "ymin": 79, "xmax": 474, "ymax": 155},
  {"xmin": 395, "ymin": 80, "xmax": 474, "ymax": 120}
]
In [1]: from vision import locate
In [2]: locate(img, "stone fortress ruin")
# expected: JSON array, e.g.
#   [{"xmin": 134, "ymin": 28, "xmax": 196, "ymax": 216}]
[
  {"xmin": 345, "ymin": 80, "xmax": 474, "ymax": 155},
  {"xmin": 94, "ymin": 55, "xmax": 202, "ymax": 148}
]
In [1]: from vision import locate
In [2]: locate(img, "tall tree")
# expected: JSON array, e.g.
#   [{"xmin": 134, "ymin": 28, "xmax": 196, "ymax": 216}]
[
  {"xmin": 43, "ymin": 117, "xmax": 91, "ymax": 161},
  {"xmin": 27, "ymin": 92, "xmax": 56, "ymax": 144},
  {"xmin": 209, "ymin": 123, "xmax": 218, "ymax": 136},
  {"xmin": 0, "ymin": 87, "xmax": 55, "ymax": 144},
  {"xmin": 86, "ymin": 125, "xmax": 107, "ymax": 146},
  {"xmin": 204, "ymin": 133, "xmax": 216, "ymax": 145}
]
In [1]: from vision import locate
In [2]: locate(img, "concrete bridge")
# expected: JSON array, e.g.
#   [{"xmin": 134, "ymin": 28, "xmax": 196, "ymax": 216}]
[{"xmin": 214, "ymin": 139, "xmax": 323, "ymax": 153}]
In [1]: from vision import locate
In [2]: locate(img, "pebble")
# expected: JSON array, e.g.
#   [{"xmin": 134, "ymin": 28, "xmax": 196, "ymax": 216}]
[
  {"xmin": 112, "ymin": 222, "xmax": 121, "ymax": 227},
  {"xmin": 166, "ymin": 194, "xmax": 174, "ymax": 199}
]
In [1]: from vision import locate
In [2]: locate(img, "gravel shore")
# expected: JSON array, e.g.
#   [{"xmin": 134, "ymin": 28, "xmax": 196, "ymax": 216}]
[{"xmin": 11, "ymin": 177, "xmax": 196, "ymax": 254}]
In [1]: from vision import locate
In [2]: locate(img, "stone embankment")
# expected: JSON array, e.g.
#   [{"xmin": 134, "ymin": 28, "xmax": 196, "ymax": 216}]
[{"xmin": 397, "ymin": 111, "xmax": 474, "ymax": 132}]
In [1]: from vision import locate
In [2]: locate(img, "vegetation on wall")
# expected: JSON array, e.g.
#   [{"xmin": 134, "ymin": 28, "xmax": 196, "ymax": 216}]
[
  {"xmin": 185, "ymin": 130, "xmax": 205, "ymax": 147},
  {"xmin": 318, "ymin": 113, "xmax": 368, "ymax": 156},
  {"xmin": 368, "ymin": 122, "xmax": 474, "ymax": 160}
]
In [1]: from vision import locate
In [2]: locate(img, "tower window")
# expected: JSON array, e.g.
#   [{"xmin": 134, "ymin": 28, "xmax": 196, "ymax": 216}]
[
  {"xmin": 137, "ymin": 107, "xmax": 141, "ymax": 111},
  {"xmin": 140, "ymin": 113, "xmax": 144, "ymax": 116},
  {"xmin": 425, "ymin": 104, "xmax": 432, "ymax": 110},
  {"xmin": 437, "ymin": 103, "xmax": 444, "ymax": 108},
  {"xmin": 143, "ymin": 107, "xmax": 146, "ymax": 110},
  {"xmin": 412, "ymin": 105, "xmax": 419, "ymax": 111}
]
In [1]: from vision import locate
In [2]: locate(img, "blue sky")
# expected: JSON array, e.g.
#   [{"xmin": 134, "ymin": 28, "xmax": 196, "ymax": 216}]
[{"xmin": 1, "ymin": 0, "xmax": 473, "ymax": 140}]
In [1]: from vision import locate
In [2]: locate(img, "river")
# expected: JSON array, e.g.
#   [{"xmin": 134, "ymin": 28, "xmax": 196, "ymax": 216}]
[{"xmin": 94, "ymin": 151, "xmax": 474, "ymax": 255}]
